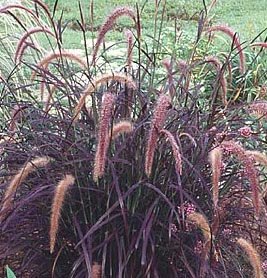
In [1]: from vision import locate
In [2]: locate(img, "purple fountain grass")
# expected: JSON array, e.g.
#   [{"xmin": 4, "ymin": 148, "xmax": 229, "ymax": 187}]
[
  {"xmin": 124, "ymin": 29, "xmax": 134, "ymax": 70},
  {"xmin": 91, "ymin": 6, "xmax": 136, "ymax": 64},
  {"xmin": 93, "ymin": 92, "xmax": 116, "ymax": 181},
  {"xmin": 205, "ymin": 25, "xmax": 246, "ymax": 74},
  {"xmin": 31, "ymin": 50, "xmax": 87, "ymax": 82},
  {"xmin": 162, "ymin": 58, "xmax": 175, "ymax": 98},
  {"xmin": 0, "ymin": 4, "xmax": 39, "ymax": 22},
  {"xmin": 251, "ymin": 42, "xmax": 267, "ymax": 49},
  {"xmin": 237, "ymin": 238, "xmax": 264, "ymax": 278},
  {"xmin": 145, "ymin": 94, "xmax": 171, "ymax": 176},
  {"xmin": 220, "ymin": 140, "xmax": 260, "ymax": 216},
  {"xmin": 110, "ymin": 120, "xmax": 133, "ymax": 140},
  {"xmin": 15, "ymin": 27, "xmax": 55, "ymax": 63},
  {"xmin": 209, "ymin": 147, "xmax": 222, "ymax": 208},
  {"xmin": 0, "ymin": 156, "xmax": 52, "ymax": 221},
  {"xmin": 17, "ymin": 41, "xmax": 39, "ymax": 61},
  {"xmin": 50, "ymin": 174, "xmax": 75, "ymax": 254},
  {"xmin": 73, "ymin": 72, "xmax": 136, "ymax": 122},
  {"xmin": 30, "ymin": 50, "xmax": 87, "ymax": 100},
  {"xmin": 205, "ymin": 56, "xmax": 228, "ymax": 105},
  {"xmin": 160, "ymin": 129, "xmax": 182, "ymax": 175}
]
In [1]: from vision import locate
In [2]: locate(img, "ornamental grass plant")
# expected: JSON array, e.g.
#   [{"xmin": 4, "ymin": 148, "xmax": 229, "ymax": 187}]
[{"xmin": 0, "ymin": 0, "xmax": 267, "ymax": 277}]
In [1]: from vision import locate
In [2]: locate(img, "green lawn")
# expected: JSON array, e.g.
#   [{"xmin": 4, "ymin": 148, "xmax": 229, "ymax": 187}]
[
  {"xmin": 44, "ymin": 0, "xmax": 267, "ymax": 47},
  {"xmin": 0, "ymin": 0, "xmax": 266, "ymax": 74}
]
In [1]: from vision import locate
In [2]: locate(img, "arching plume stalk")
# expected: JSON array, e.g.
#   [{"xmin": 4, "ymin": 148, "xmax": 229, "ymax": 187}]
[
  {"xmin": 251, "ymin": 42, "xmax": 267, "ymax": 49},
  {"xmin": 31, "ymin": 50, "xmax": 87, "ymax": 82},
  {"xmin": 31, "ymin": 50, "xmax": 87, "ymax": 100},
  {"xmin": 205, "ymin": 25, "xmax": 246, "ymax": 74},
  {"xmin": 205, "ymin": 56, "xmax": 228, "ymax": 105},
  {"xmin": 92, "ymin": 6, "xmax": 137, "ymax": 64},
  {"xmin": 15, "ymin": 27, "xmax": 55, "ymax": 63}
]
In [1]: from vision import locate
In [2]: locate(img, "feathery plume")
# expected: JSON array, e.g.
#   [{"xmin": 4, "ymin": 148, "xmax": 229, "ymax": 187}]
[
  {"xmin": 220, "ymin": 140, "xmax": 260, "ymax": 216},
  {"xmin": 160, "ymin": 129, "xmax": 182, "ymax": 175},
  {"xmin": 237, "ymin": 238, "xmax": 264, "ymax": 278},
  {"xmin": 205, "ymin": 25, "xmax": 245, "ymax": 74},
  {"xmin": 92, "ymin": 7, "xmax": 136, "ymax": 64},
  {"xmin": 73, "ymin": 72, "xmax": 136, "ymax": 122},
  {"xmin": 145, "ymin": 94, "xmax": 171, "ymax": 176},
  {"xmin": 125, "ymin": 29, "xmax": 134, "ymax": 70},
  {"xmin": 93, "ymin": 92, "xmax": 116, "ymax": 181},
  {"xmin": 50, "ymin": 174, "xmax": 75, "ymax": 254},
  {"xmin": 188, "ymin": 212, "xmax": 211, "ymax": 243},
  {"xmin": 209, "ymin": 147, "xmax": 222, "ymax": 208},
  {"xmin": 188, "ymin": 212, "xmax": 211, "ymax": 277},
  {"xmin": 92, "ymin": 262, "xmax": 102, "ymax": 278},
  {"xmin": 205, "ymin": 56, "xmax": 228, "ymax": 105},
  {"xmin": 15, "ymin": 27, "xmax": 55, "ymax": 63},
  {"xmin": 110, "ymin": 120, "xmax": 133, "ymax": 140},
  {"xmin": 0, "ymin": 156, "xmax": 52, "ymax": 220},
  {"xmin": 31, "ymin": 50, "xmax": 87, "ymax": 82}
]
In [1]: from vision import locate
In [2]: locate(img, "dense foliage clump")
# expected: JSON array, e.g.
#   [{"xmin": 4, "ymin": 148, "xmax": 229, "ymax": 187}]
[{"xmin": 0, "ymin": 1, "xmax": 267, "ymax": 277}]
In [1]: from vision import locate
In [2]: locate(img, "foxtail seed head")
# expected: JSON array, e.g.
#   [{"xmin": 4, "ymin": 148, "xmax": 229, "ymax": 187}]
[
  {"xmin": 50, "ymin": 174, "xmax": 75, "ymax": 253},
  {"xmin": 93, "ymin": 92, "xmax": 116, "ymax": 181},
  {"xmin": 145, "ymin": 94, "xmax": 171, "ymax": 176},
  {"xmin": 237, "ymin": 238, "xmax": 264, "ymax": 278}
]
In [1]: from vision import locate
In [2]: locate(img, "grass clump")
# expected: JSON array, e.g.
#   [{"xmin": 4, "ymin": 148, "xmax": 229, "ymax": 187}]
[{"xmin": 0, "ymin": 1, "xmax": 267, "ymax": 277}]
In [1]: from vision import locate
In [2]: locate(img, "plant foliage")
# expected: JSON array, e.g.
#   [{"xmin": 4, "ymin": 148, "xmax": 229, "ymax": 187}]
[{"xmin": 0, "ymin": 0, "xmax": 267, "ymax": 277}]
